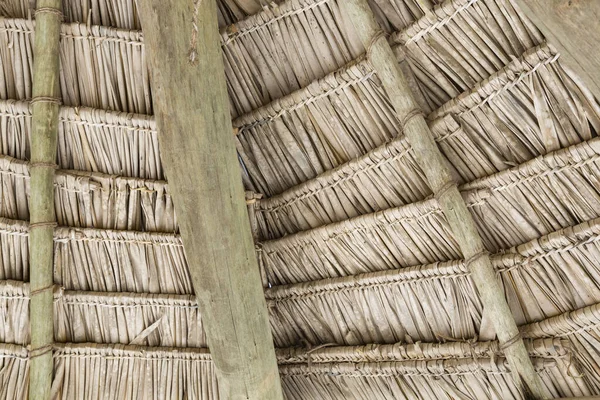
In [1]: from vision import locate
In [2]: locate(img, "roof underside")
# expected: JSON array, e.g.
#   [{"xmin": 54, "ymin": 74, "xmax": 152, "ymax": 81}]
[{"xmin": 1, "ymin": 0, "xmax": 600, "ymax": 398}]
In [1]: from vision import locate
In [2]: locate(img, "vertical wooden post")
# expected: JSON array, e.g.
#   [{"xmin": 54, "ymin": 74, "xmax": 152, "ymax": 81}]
[
  {"xmin": 513, "ymin": 0, "xmax": 600, "ymax": 101},
  {"xmin": 339, "ymin": 0, "xmax": 549, "ymax": 398},
  {"xmin": 28, "ymin": 0, "xmax": 62, "ymax": 399},
  {"xmin": 137, "ymin": 1, "xmax": 283, "ymax": 399}
]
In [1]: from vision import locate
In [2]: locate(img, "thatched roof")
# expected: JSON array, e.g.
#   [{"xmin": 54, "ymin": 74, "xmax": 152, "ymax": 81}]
[{"xmin": 1, "ymin": 0, "xmax": 600, "ymax": 398}]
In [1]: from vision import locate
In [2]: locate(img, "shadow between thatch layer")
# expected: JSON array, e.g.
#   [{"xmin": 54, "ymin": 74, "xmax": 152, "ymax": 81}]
[
  {"xmin": 0, "ymin": 100, "xmax": 162, "ymax": 179},
  {"xmin": 0, "ymin": 335, "xmax": 594, "ymax": 400},
  {"xmin": 255, "ymin": 136, "xmax": 600, "ymax": 242},
  {"xmin": 0, "ymin": 19, "xmax": 150, "ymax": 114},
  {"xmin": 263, "ymin": 217, "xmax": 600, "ymax": 346},
  {"xmin": 0, "ymin": 156, "xmax": 176, "ymax": 232}
]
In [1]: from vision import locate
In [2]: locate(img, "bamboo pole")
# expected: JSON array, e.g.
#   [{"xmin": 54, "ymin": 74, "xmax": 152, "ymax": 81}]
[
  {"xmin": 28, "ymin": 0, "xmax": 62, "ymax": 399},
  {"xmin": 137, "ymin": 1, "xmax": 283, "ymax": 399},
  {"xmin": 339, "ymin": 1, "xmax": 549, "ymax": 398}
]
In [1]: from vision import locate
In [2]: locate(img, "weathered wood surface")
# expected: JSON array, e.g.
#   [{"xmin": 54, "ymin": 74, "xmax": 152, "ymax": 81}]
[
  {"xmin": 339, "ymin": 0, "xmax": 549, "ymax": 398},
  {"xmin": 29, "ymin": 0, "xmax": 62, "ymax": 399},
  {"xmin": 136, "ymin": 0, "xmax": 283, "ymax": 399},
  {"xmin": 515, "ymin": 0, "xmax": 600, "ymax": 100}
]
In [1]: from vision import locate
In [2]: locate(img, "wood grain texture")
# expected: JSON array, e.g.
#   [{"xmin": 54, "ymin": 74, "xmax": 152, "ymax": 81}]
[
  {"xmin": 29, "ymin": 0, "xmax": 62, "ymax": 399},
  {"xmin": 339, "ymin": 0, "xmax": 550, "ymax": 398},
  {"xmin": 514, "ymin": 0, "xmax": 600, "ymax": 100},
  {"xmin": 136, "ymin": 0, "xmax": 283, "ymax": 399}
]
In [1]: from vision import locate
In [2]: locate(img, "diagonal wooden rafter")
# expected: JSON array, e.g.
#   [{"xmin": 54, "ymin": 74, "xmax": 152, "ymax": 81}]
[
  {"xmin": 339, "ymin": 0, "xmax": 550, "ymax": 398},
  {"xmin": 136, "ymin": 0, "xmax": 284, "ymax": 399}
]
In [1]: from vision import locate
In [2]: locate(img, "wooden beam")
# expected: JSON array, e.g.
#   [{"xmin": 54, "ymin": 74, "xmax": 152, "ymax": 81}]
[
  {"xmin": 136, "ymin": 1, "xmax": 283, "ymax": 399},
  {"xmin": 28, "ymin": 0, "xmax": 62, "ymax": 399},
  {"xmin": 514, "ymin": 0, "xmax": 600, "ymax": 100},
  {"xmin": 339, "ymin": 0, "xmax": 549, "ymax": 398}
]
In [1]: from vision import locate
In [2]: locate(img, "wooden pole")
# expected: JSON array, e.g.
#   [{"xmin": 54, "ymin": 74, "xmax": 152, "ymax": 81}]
[
  {"xmin": 513, "ymin": 0, "xmax": 600, "ymax": 101},
  {"xmin": 136, "ymin": 1, "xmax": 283, "ymax": 399},
  {"xmin": 28, "ymin": 0, "xmax": 62, "ymax": 399},
  {"xmin": 339, "ymin": 1, "xmax": 549, "ymax": 398}
]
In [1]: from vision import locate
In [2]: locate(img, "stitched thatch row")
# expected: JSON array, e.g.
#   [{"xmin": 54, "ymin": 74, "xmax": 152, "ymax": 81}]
[
  {"xmin": 221, "ymin": 0, "xmax": 363, "ymax": 117},
  {"xmin": 0, "ymin": 280, "xmax": 204, "ymax": 347},
  {"xmin": 223, "ymin": 0, "xmax": 544, "ymax": 117},
  {"xmin": 1, "ymin": 317, "xmax": 597, "ymax": 400},
  {"xmin": 0, "ymin": 18, "xmax": 149, "ymax": 113},
  {"xmin": 54, "ymin": 227, "xmax": 190, "ymax": 293},
  {"xmin": 0, "ymin": 338, "xmax": 587, "ymax": 400},
  {"xmin": 0, "ymin": 218, "xmax": 27, "ymax": 281},
  {"xmin": 256, "ymin": 136, "xmax": 600, "ymax": 240},
  {"xmin": 0, "ymin": 156, "xmax": 176, "ymax": 231},
  {"xmin": 264, "ymin": 217, "xmax": 600, "ymax": 346},
  {"xmin": 279, "ymin": 358, "xmax": 581, "ymax": 400},
  {"xmin": 4, "ymin": 216, "xmax": 598, "ymax": 349},
  {"xmin": 238, "ymin": 42, "xmax": 599, "ymax": 198},
  {"xmin": 277, "ymin": 335, "xmax": 591, "ymax": 399},
  {"xmin": 0, "ymin": 219, "xmax": 191, "ymax": 292},
  {"xmin": 0, "ymin": 100, "xmax": 161, "ymax": 179},
  {"xmin": 234, "ymin": 60, "xmax": 403, "ymax": 195},
  {"xmin": 0, "ymin": 280, "xmax": 28, "ymax": 345},
  {"xmin": 0, "ymin": 343, "xmax": 28, "ymax": 400},
  {"xmin": 51, "ymin": 344, "xmax": 218, "ymax": 400}
]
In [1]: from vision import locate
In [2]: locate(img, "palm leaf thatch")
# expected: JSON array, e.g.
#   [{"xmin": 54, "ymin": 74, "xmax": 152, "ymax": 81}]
[{"xmin": 0, "ymin": 0, "xmax": 600, "ymax": 397}]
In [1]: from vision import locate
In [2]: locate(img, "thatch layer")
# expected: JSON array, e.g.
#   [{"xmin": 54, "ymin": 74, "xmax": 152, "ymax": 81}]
[
  {"xmin": 0, "ymin": 156, "xmax": 176, "ymax": 231},
  {"xmin": 256, "ymin": 136, "xmax": 600, "ymax": 240},
  {"xmin": 234, "ymin": 60, "xmax": 402, "ymax": 195},
  {"xmin": 0, "ymin": 280, "xmax": 28, "ymax": 345},
  {"xmin": 0, "ymin": 219, "xmax": 190, "ymax": 293},
  {"xmin": 247, "ymin": 42, "xmax": 598, "ymax": 206},
  {"xmin": 0, "ymin": 344, "xmax": 28, "ymax": 400},
  {"xmin": 0, "ymin": 100, "xmax": 161, "ymax": 179},
  {"xmin": 264, "ymin": 217, "xmax": 600, "ymax": 346},
  {"xmin": 0, "ymin": 19, "xmax": 149, "ymax": 113},
  {"xmin": 54, "ymin": 227, "xmax": 190, "ymax": 293},
  {"xmin": 52, "ymin": 344, "xmax": 219, "ymax": 400},
  {"xmin": 54, "ymin": 290, "xmax": 204, "ymax": 347},
  {"xmin": 0, "ymin": 280, "xmax": 203, "ymax": 348},
  {"xmin": 0, "ymin": 218, "xmax": 28, "ymax": 281},
  {"xmin": 279, "ymin": 358, "xmax": 583, "ymax": 400}
]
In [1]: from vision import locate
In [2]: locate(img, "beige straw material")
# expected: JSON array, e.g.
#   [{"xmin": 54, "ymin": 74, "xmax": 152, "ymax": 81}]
[
  {"xmin": 234, "ymin": 60, "xmax": 403, "ymax": 196},
  {"xmin": 0, "ymin": 155, "xmax": 176, "ymax": 231},
  {"xmin": 522, "ymin": 303, "xmax": 600, "ymax": 390},
  {"xmin": 0, "ymin": 100, "xmax": 162, "ymax": 179},
  {"xmin": 0, "ymin": 280, "xmax": 29, "ymax": 345},
  {"xmin": 221, "ymin": 0, "xmax": 364, "ymax": 117},
  {"xmin": 264, "ymin": 217, "xmax": 600, "ymax": 346},
  {"xmin": 0, "ymin": 219, "xmax": 191, "ymax": 293},
  {"xmin": 54, "ymin": 227, "xmax": 191, "ymax": 293},
  {"xmin": 0, "ymin": 343, "xmax": 28, "ymax": 400},
  {"xmin": 389, "ymin": 0, "xmax": 544, "ymax": 109},
  {"xmin": 0, "ymin": 279, "xmax": 203, "ymax": 347},
  {"xmin": 241, "ymin": 41, "xmax": 598, "ymax": 201},
  {"xmin": 0, "ymin": 331, "xmax": 594, "ymax": 400},
  {"xmin": 51, "ymin": 344, "xmax": 219, "ymax": 400},
  {"xmin": 54, "ymin": 290, "xmax": 204, "ymax": 347},
  {"xmin": 256, "ymin": 136, "xmax": 600, "ymax": 240},
  {"xmin": 0, "ymin": 217, "xmax": 28, "ymax": 281},
  {"xmin": 279, "ymin": 359, "xmax": 581, "ymax": 399},
  {"xmin": 0, "ymin": 18, "xmax": 149, "ymax": 114}
]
